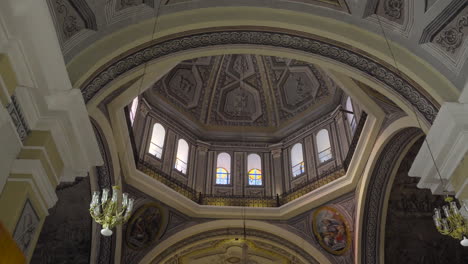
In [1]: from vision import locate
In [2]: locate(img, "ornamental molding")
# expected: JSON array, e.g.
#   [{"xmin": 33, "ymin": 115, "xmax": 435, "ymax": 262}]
[
  {"xmin": 361, "ymin": 127, "xmax": 422, "ymax": 264},
  {"xmin": 150, "ymin": 228, "xmax": 320, "ymax": 264},
  {"xmin": 436, "ymin": 14, "xmax": 468, "ymax": 53},
  {"xmin": 80, "ymin": 29, "xmax": 438, "ymax": 124},
  {"xmin": 419, "ymin": 1, "xmax": 468, "ymax": 75}
]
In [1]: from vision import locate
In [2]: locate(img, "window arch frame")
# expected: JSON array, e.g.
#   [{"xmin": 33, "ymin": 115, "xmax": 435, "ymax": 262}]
[
  {"xmin": 215, "ymin": 152, "xmax": 232, "ymax": 185},
  {"xmin": 247, "ymin": 153, "xmax": 263, "ymax": 186},
  {"xmin": 174, "ymin": 138, "xmax": 189, "ymax": 174},
  {"xmin": 291, "ymin": 143, "xmax": 305, "ymax": 177},
  {"xmin": 316, "ymin": 128, "xmax": 333, "ymax": 164},
  {"xmin": 148, "ymin": 122, "xmax": 166, "ymax": 159}
]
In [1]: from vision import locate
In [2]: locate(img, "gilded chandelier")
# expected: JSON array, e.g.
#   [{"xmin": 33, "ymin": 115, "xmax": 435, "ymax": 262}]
[
  {"xmin": 89, "ymin": 186, "xmax": 134, "ymax": 236},
  {"xmin": 433, "ymin": 196, "xmax": 468, "ymax": 246}
]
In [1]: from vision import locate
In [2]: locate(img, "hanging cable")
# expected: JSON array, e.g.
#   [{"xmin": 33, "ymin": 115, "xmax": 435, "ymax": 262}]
[
  {"xmin": 123, "ymin": 1, "xmax": 163, "ymax": 160},
  {"xmin": 375, "ymin": 15, "xmax": 447, "ymax": 194}
]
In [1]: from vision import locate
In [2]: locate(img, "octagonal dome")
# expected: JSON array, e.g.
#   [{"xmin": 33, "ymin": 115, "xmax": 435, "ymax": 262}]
[{"xmin": 143, "ymin": 54, "xmax": 344, "ymax": 142}]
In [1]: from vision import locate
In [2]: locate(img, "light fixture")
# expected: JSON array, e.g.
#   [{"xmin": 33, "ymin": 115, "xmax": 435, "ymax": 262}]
[
  {"xmin": 433, "ymin": 196, "xmax": 468, "ymax": 246},
  {"xmin": 89, "ymin": 186, "xmax": 134, "ymax": 236}
]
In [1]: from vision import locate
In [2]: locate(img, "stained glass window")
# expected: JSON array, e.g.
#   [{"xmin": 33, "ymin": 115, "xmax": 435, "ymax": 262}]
[
  {"xmin": 216, "ymin": 153, "xmax": 231, "ymax": 185},
  {"xmin": 216, "ymin": 168, "xmax": 230, "ymax": 185},
  {"xmin": 247, "ymin": 154, "xmax": 262, "ymax": 186},
  {"xmin": 248, "ymin": 168, "xmax": 262, "ymax": 186}
]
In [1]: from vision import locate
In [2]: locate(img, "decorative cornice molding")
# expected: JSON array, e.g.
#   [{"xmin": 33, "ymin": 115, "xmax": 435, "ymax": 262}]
[
  {"xmin": 80, "ymin": 28, "xmax": 438, "ymax": 124},
  {"xmin": 361, "ymin": 127, "xmax": 422, "ymax": 264},
  {"xmin": 151, "ymin": 228, "xmax": 320, "ymax": 264}
]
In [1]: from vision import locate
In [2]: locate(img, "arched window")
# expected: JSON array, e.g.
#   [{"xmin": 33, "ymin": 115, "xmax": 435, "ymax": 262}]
[
  {"xmin": 175, "ymin": 139, "xmax": 189, "ymax": 174},
  {"xmin": 247, "ymin": 154, "xmax": 262, "ymax": 186},
  {"xmin": 317, "ymin": 129, "xmax": 332, "ymax": 163},
  {"xmin": 291, "ymin": 143, "xmax": 305, "ymax": 177},
  {"xmin": 129, "ymin": 97, "xmax": 138, "ymax": 125},
  {"xmin": 148, "ymin": 123, "xmax": 165, "ymax": 158},
  {"xmin": 216, "ymin": 152, "xmax": 231, "ymax": 185},
  {"xmin": 346, "ymin": 97, "xmax": 356, "ymax": 132}
]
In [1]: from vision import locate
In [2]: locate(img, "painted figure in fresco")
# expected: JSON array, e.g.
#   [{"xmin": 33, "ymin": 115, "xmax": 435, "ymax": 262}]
[
  {"xmin": 319, "ymin": 217, "xmax": 346, "ymax": 251},
  {"xmin": 129, "ymin": 207, "xmax": 161, "ymax": 248}
]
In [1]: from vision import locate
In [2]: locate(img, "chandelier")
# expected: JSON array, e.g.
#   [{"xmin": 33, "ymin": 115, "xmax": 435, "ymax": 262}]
[
  {"xmin": 433, "ymin": 196, "xmax": 468, "ymax": 246},
  {"xmin": 89, "ymin": 186, "xmax": 135, "ymax": 236}
]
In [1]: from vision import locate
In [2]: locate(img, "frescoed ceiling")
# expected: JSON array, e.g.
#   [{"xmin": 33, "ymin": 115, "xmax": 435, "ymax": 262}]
[{"xmin": 143, "ymin": 55, "xmax": 343, "ymax": 141}]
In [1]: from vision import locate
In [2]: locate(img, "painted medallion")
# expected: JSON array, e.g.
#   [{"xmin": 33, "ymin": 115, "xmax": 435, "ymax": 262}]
[
  {"xmin": 312, "ymin": 206, "xmax": 350, "ymax": 255},
  {"xmin": 125, "ymin": 203, "xmax": 164, "ymax": 250}
]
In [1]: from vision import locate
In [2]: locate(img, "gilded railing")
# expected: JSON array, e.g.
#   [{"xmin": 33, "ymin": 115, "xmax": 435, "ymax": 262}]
[
  {"xmin": 137, "ymin": 161, "xmax": 199, "ymax": 202},
  {"xmin": 200, "ymin": 194, "xmax": 278, "ymax": 207},
  {"xmin": 279, "ymin": 166, "xmax": 345, "ymax": 204}
]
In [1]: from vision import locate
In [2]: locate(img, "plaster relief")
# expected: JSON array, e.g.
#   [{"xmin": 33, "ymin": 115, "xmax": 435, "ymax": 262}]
[{"xmin": 435, "ymin": 11, "xmax": 468, "ymax": 53}]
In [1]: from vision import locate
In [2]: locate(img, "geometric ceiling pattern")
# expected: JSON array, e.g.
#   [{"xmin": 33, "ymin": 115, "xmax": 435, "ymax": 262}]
[{"xmin": 144, "ymin": 55, "xmax": 342, "ymax": 131}]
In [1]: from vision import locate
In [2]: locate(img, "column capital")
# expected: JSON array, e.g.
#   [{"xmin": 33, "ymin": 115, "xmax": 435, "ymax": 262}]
[{"xmin": 271, "ymin": 148, "xmax": 282, "ymax": 159}]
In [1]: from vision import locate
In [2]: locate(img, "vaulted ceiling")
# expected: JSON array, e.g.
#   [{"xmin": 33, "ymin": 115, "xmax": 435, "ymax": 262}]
[{"xmin": 143, "ymin": 55, "xmax": 343, "ymax": 140}]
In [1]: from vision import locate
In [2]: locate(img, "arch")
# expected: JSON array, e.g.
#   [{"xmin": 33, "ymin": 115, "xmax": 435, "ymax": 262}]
[
  {"xmin": 75, "ymin": 25, "xmax": 445, "ymax": 127},
  {"xmin": 216, "ymin": 152, "xmax": 231, "ymax": 185},
  {"xmin": 138, "ymin": 220, "xmax": 332, "ymax": 264},
  {"xmin": 175, "ymin": 139, "xmax": 189, "ymax": 174},
  {"xmin": 346, "ymin": 96, "xmax": 356, "ymax": 132},
  {"xmin": 247, "ymin": 153, "xmax": 262, "ymax": 186},
  {"xmin": 291, "ymin": 143, "xmax": 305, "ymax": 177},
  {"xmin": 149, "ymin": 123, "xmax": 165, "ymax": 158},
  {"xmin": 316, "ymin": 129, "xmax": 332, "ymax": 163},
  {"xmin": 360, "ymin": 127, "xmax": 423, "ymax": 264}
]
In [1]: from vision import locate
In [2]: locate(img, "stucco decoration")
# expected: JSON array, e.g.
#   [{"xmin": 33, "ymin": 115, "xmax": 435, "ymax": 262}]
[
  {"xmin": 6, "ymin": 95, "xmax": 30, "ymax": 142},
  {"xmin": 170, "ymin": 239, "xmax": 296, "ymax": 264},
  {"xmin": 361, "ymin": 127, "xmax": 422, "ymax": 264},
  {"xmin": 47, "ymin": 0, "xmax": 97, "ymax": 53},
  {"xmin": 211, "ymin": 55, "xmax": 267, "ymax": 126},
  {"xmin": 282, "ymin": 0, "xmax": 349, "ymax": 13},
  {"xmin": 13, "ymin": 199, "xmax": 40, "ymax": 254},
  {"xmin": 104, "ymin": 0, "xmax": 155, "ymax": 27},
  {"xmin": 384, "ymin": 138, "xmax": 468, "ymax": 263},
  {"xmin": 363, "ymin": 0, "xmax": 413, "ymax": 39},
  {"xmin": 81, "ymin": 29, "xmax": 438, "ymax": 125},
  {"xmin": 31, "ymin": 178, "xmax": 92, "ymax": 264},
  {"xmin": 149, "ymin": 56, "xmax": 218, "ymax": 121},
  {"xmin": 420, "ymin": 1, "xmax": 468, "ymax": 75},
  {"xmin": 145, "ymin": 54, "xmax": 340, "ymax": 133},
  {"xmin": 435, "ymin": 11, "xmax": 468, "ymax": 53},
  {"xmin": 151, "ymin": 228, "xmax": 320, "ymax": 264}
]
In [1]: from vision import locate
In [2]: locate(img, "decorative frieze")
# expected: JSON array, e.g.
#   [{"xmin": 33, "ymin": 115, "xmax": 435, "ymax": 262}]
[{"xmin": 6, "ymin": 95, "xmax": 29, "ymax": 142}]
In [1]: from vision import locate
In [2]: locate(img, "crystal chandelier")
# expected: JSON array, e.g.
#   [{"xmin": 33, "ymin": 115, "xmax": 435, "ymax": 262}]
[
  {"xmin": 89, "ymin": 186, "xmax": 134, "ymax": 236},
  {"xmin": 433, "ymin": 196, "xmax": 468, "ymax": 246}
]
